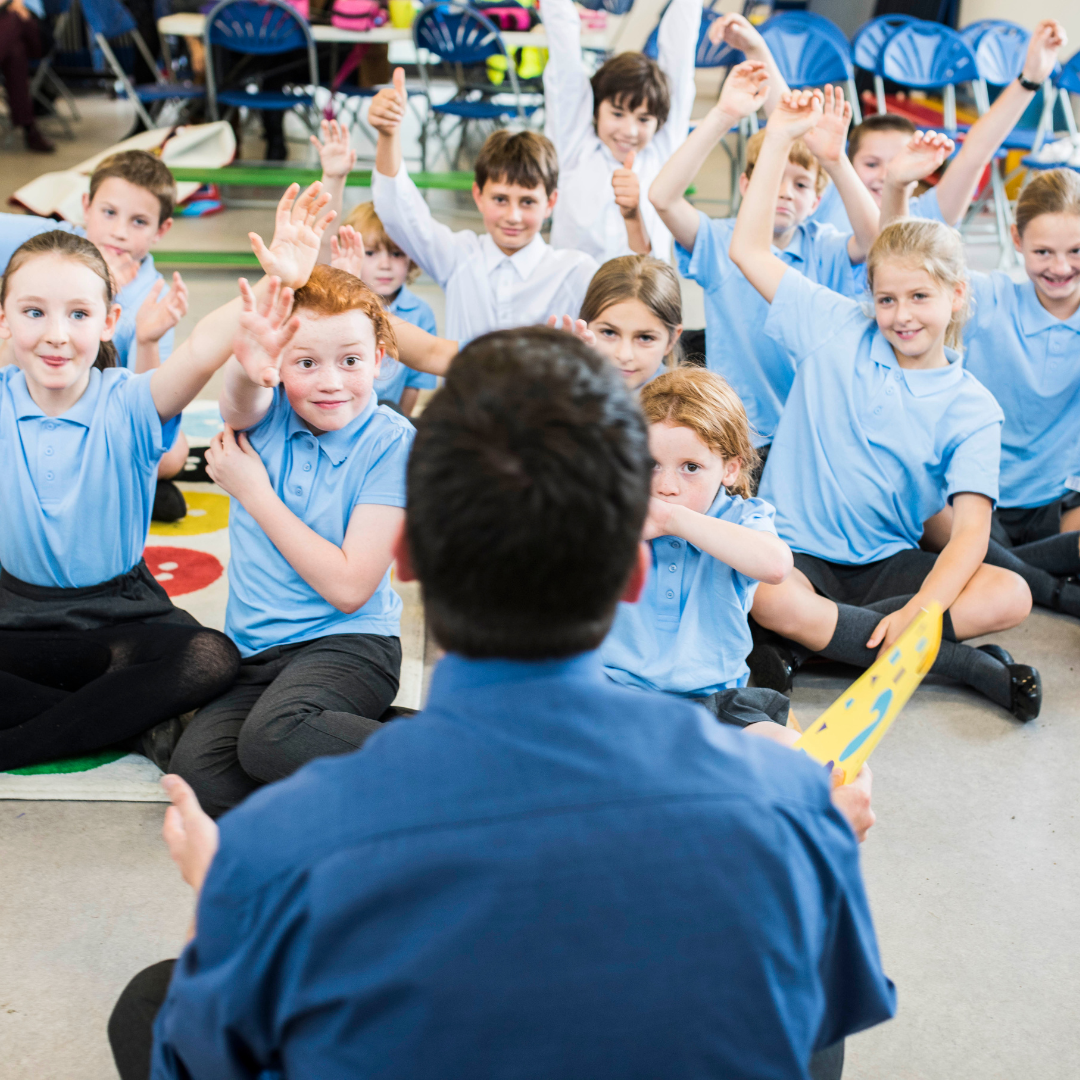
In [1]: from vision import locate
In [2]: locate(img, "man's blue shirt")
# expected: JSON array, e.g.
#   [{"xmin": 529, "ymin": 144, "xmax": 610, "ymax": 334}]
[{"xmin": 152, "ymin": 651, "xmax": 895, "ymax": 1079}]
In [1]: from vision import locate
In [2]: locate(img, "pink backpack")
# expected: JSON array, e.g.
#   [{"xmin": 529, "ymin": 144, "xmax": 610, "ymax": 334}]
[{"xmin": 331, "ymin": 0, "xmax": 388, "ymax": 31}]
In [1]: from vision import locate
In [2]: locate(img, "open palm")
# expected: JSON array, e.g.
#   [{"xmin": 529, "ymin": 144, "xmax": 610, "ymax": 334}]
[
  {"xmin": 233, "ymin": 277, "xmax": 300, "ymax": 388},
  {"xmin": 250, "ymin": 182, "xmax": 333, "ymax": 289},
  {"xmin": 801, "ymin": 85, "xmax": 850, "ymax": 164},
  {"xmin": 717, "ymin": 61, "xmax": 770, "ymax": 121},
  {"xmin": 886, "ymin": 132, "xmax": 955, "ymax": 186}
]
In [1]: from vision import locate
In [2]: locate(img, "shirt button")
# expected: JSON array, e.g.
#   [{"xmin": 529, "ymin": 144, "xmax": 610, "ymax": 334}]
[
  {"xmin": 895, "ymin": 372, "xmax": 902, "ymax": 381},
  {"xmin": 45, "ymin": 446, "xmax": 53, "ymax": 456},
  {"xmin": 302, "ymin": 462, "xmax": 312, "ymax": 471},
  {"xmin": 294, "ymin": 486, "xmax": 303, "ymax": 495},
  {"xmin": 45, "ymin": 422, "xmax": 55, "ymax": 430},
  {"xmin": 670, "ymin": 540, "xmax": 680, "ymax": 548},
  {"xmin": 669, "ymin": 564, "xmax": 678, "ymax": 572},
  {"xmin": 666, "ymin": 589, "xmax": 674, "ymax": 599},
  {"xmin": 46, "ymin": 471, "xmax": 54, "ymax": 480},
  {"xmin": 874, "ymin": 406, "xmax": 882, "ymax": 415},
  {"xmin": 886, "ymin": 387, "xmax": 893, "ymax": 395}
]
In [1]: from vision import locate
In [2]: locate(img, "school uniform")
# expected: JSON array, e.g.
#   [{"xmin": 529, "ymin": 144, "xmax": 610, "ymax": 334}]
[
  {"xmin": 372, "ymin": 165, "xmax": 598, "ymax": 344},
  {"xmin": 170, "ymin": 389, "xmax": 416, "ymax": 817},
  {"xmin": 376, "ymin": 285, "xmax": 438, "ymax": 407},
  {"xmin": 0, "ymin": 366, "xmax": 238, "ymax": 771},
  {"xmin": 0, "ymin": 212, "xmax": 172, "ymax": 370},
  {"xmin": 962, "ymin": 272, "xmax": 1080, "ymax": 538},
  {"xmin": 677, "ymin": 211, "xmax": 859, "ymax": 446},
  {"xmin": 758, "ymin": 268, "xmax": 1003, "ymax": 602},
  {"xmin": 812, "ymin": 181, "xmax": 946, "ymax": 234},
  {"xmin": 542, "ymin": 0, "xmax": 700, "ymax": 262},
  {"xmin": 145, "ymin": 650, "xmax": 895, "ymax": 1077}
]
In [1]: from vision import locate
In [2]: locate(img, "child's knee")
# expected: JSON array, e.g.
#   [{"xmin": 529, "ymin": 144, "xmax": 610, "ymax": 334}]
[{"xmin": 978, "ymin": 565, "xmax": 1033, "ymax": 629}]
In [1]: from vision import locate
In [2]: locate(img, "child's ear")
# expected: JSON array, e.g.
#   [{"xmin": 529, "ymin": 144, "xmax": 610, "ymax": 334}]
[
  {"xmin": 471, "ymin": 182, "xmax": 484, "ymax": 212},
  {"xmin": 544, "ymin": 189, "xmax": 558, "ymax": 218},
  {"xmin": 620, "ymin": 543, "xmax": 650, "ymax": 604},
  {"xmin": 1010, "ymin": 223, "xmax": 1022, "ymax": 253},
  {"xmin": 81, "ymin": 191, "xmax": 91, "ymax": 218},
  {"xmin": 393, "ymin": 527, "xmax": 416, "ymax": 582},
  {"xmin": 0, "ymin": 309, "xmax": 10, "ymax": 340},
  {"xmin": 738, "ymin": 173, "xmax": 750, "ymax": 196},
  {"xmin": 951, "ymin": 281, "xmax": 967, "ymax": 314},
  {"xmin": 154, "ymin": 216, "xmax": 174, "ymax": 243},
  {"xmin": 101, "ymin": 302, "xmax": 122, "ymax": 342},
  {"xmin": 722, "ymin": 456, "xmax": 743, "ymax": 489}
]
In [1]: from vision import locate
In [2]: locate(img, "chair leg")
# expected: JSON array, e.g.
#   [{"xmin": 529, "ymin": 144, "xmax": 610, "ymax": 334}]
[
  {"xmin": 874, "ymin": 75, "xmax": 886, "ymax": 115},
  {"xmin": 47, "ymin": 68, "xmax": 81, "ymax": 122},
  {"xmin": 989, "ymin": 160, "xmax": 1016, "ymax": 269},
  {"xmin": 95, "ymin": 33, "xmax": 155, "ymax": 130}
]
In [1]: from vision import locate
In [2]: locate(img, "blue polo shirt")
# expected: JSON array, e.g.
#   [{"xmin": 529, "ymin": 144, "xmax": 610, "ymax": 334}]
[
  {"xmin": 813, "ymin": 182, "xmax": 946, "ymax": 233},
  {"xmin": 0, "ymin": 213, "xmax": 171, "ymax": 371},
  {"xmin": 759, "ymin": 269, "xmax": 1003, "ymax": 564},
  {"xmin": 151, "ymin": 650, "xmax": 896, "ymax": 1080},
  {"xmin": 677, "ymin": 211, "xmax": 859, "ymax": 446},
  {"xmin": 0, "ymin": 366, "xmax": 180, "ymax": 587},
  {"xmin": 225, "ymin": 389, "xmax": 414, "ymax": 656},
  {"xmin": 603, "ymin": 489, "xmax": 779, "ymax": 696},
  {"xmin": 962, "ymin": 272, "xmax": 1080, "ymax": 508},
  {"xmin": 375, "ymin": 285, "xmax": 438, "ymax": 405}
]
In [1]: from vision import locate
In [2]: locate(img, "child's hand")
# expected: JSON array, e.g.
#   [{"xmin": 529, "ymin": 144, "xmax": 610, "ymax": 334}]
[
  {"xmin": 205, "ymin": 424, "xmax": 273, "ymax": 504},
  {"xmin": 311, "ymin": 117, "xmax": 356, "ymax": 180},
  {"xmin": 716, "ymin": 60, "xmax": 770, "ymax": 122},
  {"xmin": 1023, "ymin": 19, "xmax": 1067, "ymax": 85},
  {"xmin": 766, "ymin": 89, "xmax": 824, "ymax": 142},
  {"xmin": 232, "ymin": 276, "xmax": 300, "ymax": 388},
  {"xmin": 708, "ymin": 12, "xmax": 766, "ymax": 55},
  {"xmin": 368, "ymin": 67, "xmax": 407, "ymax": 136},
  {"xmin": 642, "ymin": 496, "xmax": 680, "ymax": 541},
  {"xmin": 612, "ymin": 150, "xmax": 640, "ymax": 219},
  {"xmin": 104, "ymin": 250, "xmax": 141, "ymax": 293},
  {"xmin": 330, "ymin": 224, "xmax": 365, "ymax": 279},
  {"xmin": 547, "ymin": 314, "xmax": 596, "ymax": 348},
  {"xmin": 801, "ymin": 84, "xmax": 851, "ymax": 165},
  {"xmin": 866, "ymin": 599, "xmax": 923, "ymax": 654},
  {"xmin": 830, "ymin": 763, "xmax": 875, "ymax": 842},
  {"xmin": 249, "ymin": 182, "xmax": 333, "ymax": 290},
  {"xmin": 884, "ymin": 130, "xmax": 955, "ymax": 187},
  {"xmin": 136, "ymin": 272, "xmax": 189, "ymax": 345},
  {"xmin": 161, "ymin": 774, "xmax": 220, "ymax": 895}
]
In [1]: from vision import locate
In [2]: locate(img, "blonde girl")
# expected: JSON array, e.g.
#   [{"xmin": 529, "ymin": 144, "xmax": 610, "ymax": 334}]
[
  {"xmin": 728, "ymin": 89, "xmax": 1040, "ymax": 721},
  {"xmin": 600, "ymin": 366, "xmax": 795, "ymax": 727}
]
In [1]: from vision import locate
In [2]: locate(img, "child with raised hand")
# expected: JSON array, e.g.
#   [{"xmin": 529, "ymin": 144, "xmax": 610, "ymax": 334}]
[
  {"xmin": 816, "ymin": 19, "xmax": 1067, "ymax": 233},
  {"xmin": 328, "ymin": 210, "xmax": 437, "ymax": 417},
  {"xmin": 601, "ymin": 366, "xmax": 794, "ymax": 729},
  {"xmin": 369, "ymin": 68, "xmax": 597, "ymax": 345},
  {"xmin": 0, "ymin": 180, "xmax": 335, "ymax": 771},
  {"xmin": 728, "ymin": 89, "xmax": 1042, "ymax": 722},
  {"xmin": 540, "ymin": 0, "xmax": 700, "ymax": 261},
  {"xmin": 312, "ymin": 118, "xmax": 358, "ymax": 265},
  {"xmin": 168, "ymin": 263, "xmax": 415, "ymax": 818},
  {"xmin": 650, "ymin": 68, "xmax": 878, "ymax": 461}
]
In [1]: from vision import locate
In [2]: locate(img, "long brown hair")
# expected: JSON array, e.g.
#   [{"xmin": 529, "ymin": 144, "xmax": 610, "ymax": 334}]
[
  {"xmin": 1, "ymin": 230, "xmax": 118, "ymax": 370},
  {"xmin": 639, "ymin": 366, "xmax": 759, "ymax": 500},
  {"xmin": 580, "ymin": 255, "xmax": 684, "ymax": 367},
  {"xmin": 1015, "ymin": 168, "xmax": 1080, "ymax": 237}
]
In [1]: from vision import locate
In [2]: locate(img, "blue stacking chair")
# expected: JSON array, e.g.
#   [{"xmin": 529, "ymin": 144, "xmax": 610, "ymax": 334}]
[
  {"xmin": 1021, "ymin": 48, "xmax": 1080, "ymax": 172},
  {"xmin": 760, "ymin": 11, "xmax": 861, "ymax": 123},
  {"xmin": 851, "ymin": 13, "xmax": 918, "ymax": 114},
  {"xmin": 413, "ymin": 2, "xmax": 540, "ymax": 171},
  {"xmin": 27, "ymin": 0, "xmax": 82, "ymax": 139},
  {"xmin": 81, "ymin": 0, "xmax": 206, "ymax": 130},
  {"xmin": 204, "ymin": 0, "xmax": 318, "ymax": 138}
]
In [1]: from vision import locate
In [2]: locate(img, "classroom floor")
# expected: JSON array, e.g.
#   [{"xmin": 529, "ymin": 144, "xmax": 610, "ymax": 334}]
[{"xmin": 2, "ymin": 93, "xmax": 1078, "ymax": 1080}]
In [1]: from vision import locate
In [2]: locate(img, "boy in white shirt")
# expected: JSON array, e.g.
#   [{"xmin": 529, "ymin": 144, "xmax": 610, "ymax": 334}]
[
  {"xmin": 540, "ymin": 0, "xmax": 700, "ymax": 262},
  {"xmin": 369, "ymin": 70, "xmax": 598, "ymax": 344}
]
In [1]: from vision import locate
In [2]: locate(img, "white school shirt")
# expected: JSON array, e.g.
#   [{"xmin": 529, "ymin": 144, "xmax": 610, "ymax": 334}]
[
  {"xmin": 541, "ymin": 0, "xmax": 700, "ymax": 263},
  {"xmin": 372, "ymin": 166, "xmax": 598, "ymax": 345}
]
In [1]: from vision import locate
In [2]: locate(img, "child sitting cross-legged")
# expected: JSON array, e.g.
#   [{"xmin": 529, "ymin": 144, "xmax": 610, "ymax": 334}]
[
  {"xmin": 601, "ymin": 366, "xmax": 796, "ymax": 731},
  {"xmin": 169, "ymin": 264, "xmax": 415, "ymax": 818},
  {"xmin": 369, "ymin": 69, "xmax": 598, "ymax": 345},
  {"xmin": 729, "ymin": 89, "xmax": 1041, "ymax": 722}
]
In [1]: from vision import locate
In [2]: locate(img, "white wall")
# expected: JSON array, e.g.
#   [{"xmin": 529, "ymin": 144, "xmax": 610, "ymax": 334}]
[{"xmin": 959, "ymin": 0, "xmax": 1080, "ymax": 44}]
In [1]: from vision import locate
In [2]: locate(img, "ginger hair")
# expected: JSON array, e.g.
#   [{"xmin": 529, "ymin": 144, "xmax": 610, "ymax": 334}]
[{"xmin": 291, "ymin": 264, "xmax": 398, "ymax": 359}]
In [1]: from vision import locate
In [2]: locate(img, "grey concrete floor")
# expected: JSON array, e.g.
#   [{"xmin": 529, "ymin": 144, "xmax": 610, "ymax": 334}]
[{"xmin": 2, "ymin": 91, "xmax": 1078, "ymax": 1080}]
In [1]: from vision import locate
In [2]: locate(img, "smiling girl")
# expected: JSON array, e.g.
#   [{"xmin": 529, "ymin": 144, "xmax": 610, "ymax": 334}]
[
  {"xmin": 728, "ymin": 91, "xmax": 1041, "ymax": 721},
  {"xmin": 169, "ymin": 265, "xmax": 415, "ymax": 817}
]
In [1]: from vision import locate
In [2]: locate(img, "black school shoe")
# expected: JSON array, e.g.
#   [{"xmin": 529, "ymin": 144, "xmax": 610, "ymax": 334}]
[
  {"xmin": 977, "ymin": 645, "xmax": 1042, "ymax": 722},
  {"xmin": 746, "ymin": 640, "xmax": 802, "ymax": 695},
  {"xmin": 153, "ymin": 479, "xmax": 188, "ymax": 522}
]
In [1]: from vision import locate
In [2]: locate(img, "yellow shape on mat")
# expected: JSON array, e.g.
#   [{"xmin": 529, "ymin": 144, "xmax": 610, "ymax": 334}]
[
  {"xmin": 149, "ymin": 490, "xmax": 230, "ymax": 536},
  {"xmin": 795, "ymin": 603, "xmax": 943, "ymax": 785}
]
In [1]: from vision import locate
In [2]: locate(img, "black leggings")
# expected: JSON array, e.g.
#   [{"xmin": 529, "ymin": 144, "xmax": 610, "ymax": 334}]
[{"xmin": 0, "ymin": 623, "xmax": 240, "ymax": 772}]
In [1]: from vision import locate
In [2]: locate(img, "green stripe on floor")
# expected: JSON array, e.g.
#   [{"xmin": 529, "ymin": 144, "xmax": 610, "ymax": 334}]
[
  {"xmin": 155, "ymin": 250, "xmax": 263, "ymax": 268},
  {"xmin": 170, "ymin": 167, "xmax": 476, "ymax": 190}
]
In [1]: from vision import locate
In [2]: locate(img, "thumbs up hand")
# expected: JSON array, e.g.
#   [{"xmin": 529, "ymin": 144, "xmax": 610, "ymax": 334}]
[
  {"xmin": 369, "ymin": 67, "xmax": 408, "ymax": 135},
  {"xmin": 612, "ymin": 150, "xmax": 640, "ymax": 220}
]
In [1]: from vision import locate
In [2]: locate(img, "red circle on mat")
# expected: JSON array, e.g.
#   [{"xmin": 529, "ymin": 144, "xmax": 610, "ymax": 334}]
[{"xmin": 144, "ymin": 546, "xmax": 224, "ymax": 597}]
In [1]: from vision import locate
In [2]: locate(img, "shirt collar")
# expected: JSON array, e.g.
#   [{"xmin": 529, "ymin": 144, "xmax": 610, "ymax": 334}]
[
  {"xmin": 776, "ymin": 225, "xmax": 807, "ymax": 265},
  {"xmin": 1017, "ymin": 283, "xmax": 1080, "ymax": 336},
  {"xmin": 12, "ymin": 366, "xmax": 101, "ymax": 425},
  {"xmin": 285, "ymin": 390, "xmax": 378, "ymax": 465},
  {"xmin": 481, "ymin": 232, "xmax": 548, "ymax": 279},
  {"xmin": 869, "ymin": 333, "xmax": 964, "ymax": 397},
  {"xmin": 388, "ymin": 286, "xmax": 419, "ymax": 316},
  {"xmin": 428, "ymin": 650, "xmax": 605, "ymax": 700}
]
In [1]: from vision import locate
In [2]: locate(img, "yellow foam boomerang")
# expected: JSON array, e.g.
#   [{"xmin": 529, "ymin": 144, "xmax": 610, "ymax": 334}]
[{"xmin": 794, "ymin": 603, "xmax": 943, "ymax": 785}]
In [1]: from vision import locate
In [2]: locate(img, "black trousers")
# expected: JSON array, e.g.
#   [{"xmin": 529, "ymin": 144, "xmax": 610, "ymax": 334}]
[
  {"xmin": 109, "ymin": 960, "xmax": 844, "ymax": 1080},
  {"xmin": 169, "ymin": 632, "xmax": 401, "ymax": 817}
]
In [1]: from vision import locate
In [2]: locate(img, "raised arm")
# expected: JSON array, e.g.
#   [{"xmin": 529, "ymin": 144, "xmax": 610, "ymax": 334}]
[
  {"xmin": 649, "ymin": 0, "xmax": 704, "ymax": 160},
  {"xmin": 879, "ymin": 131, "xmax": 956, "ymax": 229},
  {"xmin": 801, "ymin": 85, "xmax": 879, "ymax": 263},
  {"xmin": 708, "ymin": 12, "xmax": 790, "ymax": 117},
  {"xmin": 149, "ymin": 182, "xmax": 332, "ymax": 421},
  {"xmin": 540, "ymin": 0, "xmax": 593, "ymax": 157},
  {"xmin": 934, "ymin": 19, "xmax": 1066, "ymax": 227},
  {"xmin": 206, "ymin": 425, "xmax": 406, "ymax": 614},
  {"xmin": 649, "ymin": 60, "xmax": 769, "ymax": 252},
  {"xmin": 134, "ymin": 272, "xmax": 188, "ymax": 373},
  {"xmin": 313, "ymin": 119, "xmax": 357, "ymax": 265},
  {"xmin": 730, "ymin": 90, "xmax": 823, "ymax": 303}
]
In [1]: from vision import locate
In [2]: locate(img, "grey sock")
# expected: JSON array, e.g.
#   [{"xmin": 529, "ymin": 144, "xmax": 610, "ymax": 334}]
[
  {"xmin": 820, "ymin": 604, "xmax": 1012, "ymax": 708},
  {"xmin": 1012, "ymin": 532, "xmax": 1080, "ymax": 576},
  {"xmin": 864, "ymin": 595, "xmax": 958, "ymax": 641},
  {"xmin": 985, "ymin": 539, "xmax": 1080, "ymax": 615}
]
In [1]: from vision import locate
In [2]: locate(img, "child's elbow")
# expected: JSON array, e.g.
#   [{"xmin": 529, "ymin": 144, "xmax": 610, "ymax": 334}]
[{"xmin": 762, "ymin": 545, "xmax": 794, "ymax": 586}]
